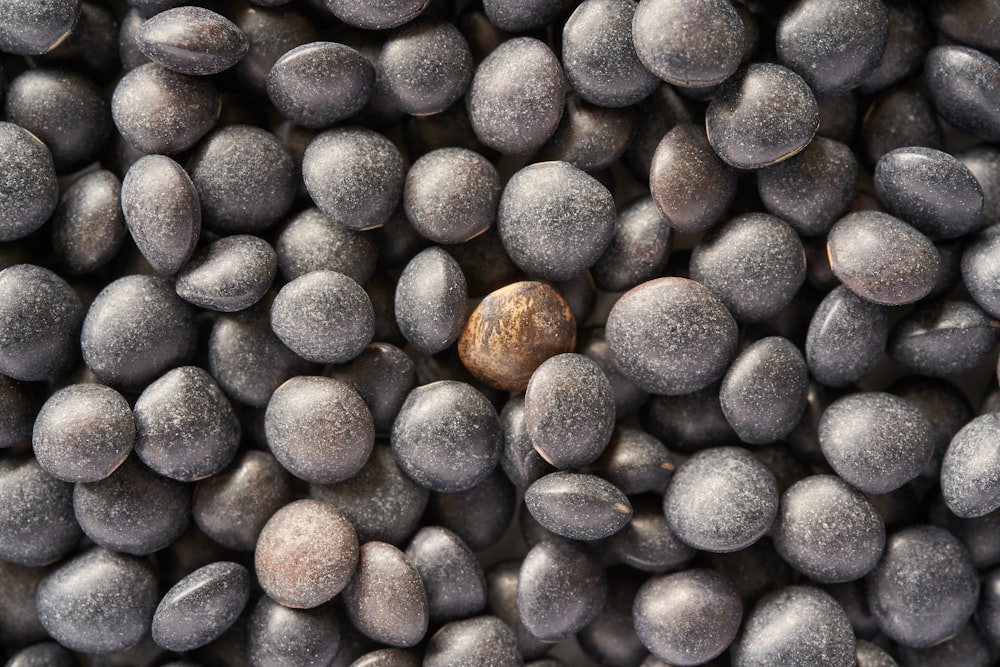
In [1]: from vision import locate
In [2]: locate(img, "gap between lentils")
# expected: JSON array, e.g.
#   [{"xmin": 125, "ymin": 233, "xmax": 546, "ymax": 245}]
[{"xmin": 2, "ymin": 0, "xmax": 1000, "ymax": 665}]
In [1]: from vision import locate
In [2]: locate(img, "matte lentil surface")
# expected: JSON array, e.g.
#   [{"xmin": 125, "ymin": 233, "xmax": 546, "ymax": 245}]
[
  {"xmin": 606, "ymin": 277, "xmax": 738, "ymax": 395},
  {"xmin": 8, "ymin": 1, "xmax": 1000, "ymax": 665},
  {"xmin": 732, "ymin": 586, "xmax": 856, "ymax": 667},
  {"xmin": 663, "ymin": 446, "xmax": 779, "ymax": 553},
  {"xmin": 35, "ymin": 547, "xmax": 158, "ymax": 654},
  {"xmin": 632, "ymin": 0, "xmax": 744, "ymax": 88},
  {"xmin": 120, "ymin": 154, "xmax": 201, "ymax": 276},
  {"xmin": 254, "ymin": 499, "xmax": 359, "ymax": 609},
  {"xmin": 135, "ymin": 6, "xmax": 248, "ymax": 76}
]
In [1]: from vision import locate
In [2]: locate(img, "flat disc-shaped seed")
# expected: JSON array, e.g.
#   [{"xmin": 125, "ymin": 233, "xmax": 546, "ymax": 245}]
[
  {"xmin": 48, "ymin": 0, "xmax": 118, "ymax": 81},
  {"xmin": 757, "ymin": 136, "xmax": 859, "ymax": 238},
  {"xmin": 861, "ymin": 87, "xmax": 943, "ymax": 166},
  {"xmin": 577, "ymin": 566, "xmax": 647, "ymax": 667},
  {"xmin": 0, "ymin": 264, "xmax": 83, "ymax": 382},
  {"xmin": 497, "ymin": 161, "xmax": 615, "ymax": 282},
  {"xmin": 929, "ymin": 0, "xmax": 1000, "ymax": 55},
  {"xmin": 963, "ymin": 225, "xmax": 1000, "ymax": 319},
  {"xmin": 458, "ymin": 281, "xmax": 576, "ymax": 393},
  {"xmin": 324, "ymin": 0, "xmax": 427, "ymax": 29},
  {"xmin": 633, "ymin": 569, "xmax": 742, "ymax": 666},
  {"xmin": 208, "ymin": 300, "xmax": 315, "ymax": 409},
  {"xmin": 276, "ymin": 207, "xmax": 377, "ymax": 284},
  {"xmin": 867, "ymin": 525, "xmax": 979, "ymax": 648},
  {"xmin": 891, "ymin": 375, "xmax": 973, "ymax": 481},
  {"xmin": 606, "ymin": 277, "xmax": 738, "ymax": 395},
  {"xmin": 270, "ymin": 270, "xmax": 374, "ymax": 364},
  {"xmin": 351, "ymin": 648, "xmax": 420, "ymax": 667},
  {"xmin": 641, "ymin": 382, "xmax": 739, "ymax": 454},
  {"xmin": 133, "ymin": 366, "xmax": 239, "ymax": 482},
  {"xmin": 649, "ymin": 123, "xmax": 737, "ymax": 235},
  {"xmin": 706, "ymin": 63, "xmax": 819, "ymax": 170},
  {"xmin": 858, "ymin": 1, "xmax": 933, "ymax": 94},
  {"xmin": 394, "ymin": 247, "xmax": 468, "ymax": 355},
  {"xmin": 888, "ymin": 300, "xmax": 1000, "ymax": 377},
  {"xmin": 267, "ymin": 41, "xmax": 373, "ymax": 128},
  {"xmin": 517, "ymin": 539, "xmax": 606, "ymax": 642},
  {"xmin": 151, "ymin": 561, "xmax": 249, "ymax": 651},
  {"xmin": 855, "ymin": 640, "xmax": 897, "ymax": 667},
  {"xmin": 775, "ymin": 0, "xmax": 889, "ymax": 97},
  {"xmin": 524, "ymin": 353, "xmax": 615, "ymax": 469},
  {"xmin": 720, "ymin": 336, "xmax": 808, "ymax": 445},
  {"xmin": 592, "ymin": 196, "xmax": 673, "ymax": 293},
  {"xmin": 51, "ymin": 169, "xmax": 126, "ymax": 275},
  {"xmin": 499, "ymin": 396, "xmax": 554, "ymax": 491},
  {"xmin": 483, "ymin": 0, "xmax": 575, "ymax": 32},
  {"xmin": 380, "ymin": 17, "xmax": 473, "ymax": 116},
  {"xmin": 632, "ymin": 0, "xmax": 744, "ymax": 87},
  {"xmin": 119, "ymin": 8, "xmax": 149, "ymax": 69},
  {"xmin": 302, "ymin": 127, "xmax": 405, "ymax": 231},
  {"xmin": 591, "ymin": 428, "xmax": 674, "ymax": 498},
  {"xmin": 247, "ymin": 595, "xmax": 341, "ymax": 667},
  {"xmin": 561, "ymin": 0, "xmax": 660, "ymax": 108},
  {"xmin": 188, "ymin": 125, "xmax": 296, "ymax": 234},
  {"xmin": 536, "ymin": 95, "xmax": 636, "ymax": 172},
  {"xmin": 405, "ymin": 526, "xmax": 487, "ymax": 623},
  {"xmin": 403, "ymin": 147, "xmax": 500, "ymax": 245},
  {"xmin": 942, "ymin": 413, "xmax": 1000, "ymax": 518},
  {"xmin": 827, "ymin": 211, "xmax": 942, "ymax": 306},
  {"xmin": 875, "ymin": 146, "xmax": 984, "ymax": 239},
  {"xmin": 959, "ymin": 145, "xmax": 1000, "ymax": 228},
  {"xmin": 485, "ymin": 561, "xmax": 552, "ymax": 660},
  {"xmin": 265, "ymin": 375, "xmax": 374, "ymax": 484},
  {"xmin": 73, "ymin": 455, "xmax": 190, "ymax": 555},
  {"xmin": 175, "ymin": 235, "xmax": 277, "ymax": 312},
  {"xmin": 4, "ymin": 68, "xmax": 112, "ymax": 174},
  {"xmin": 0, "ymin": 122, "xmax": 58, "ymax": 241},
  {"xmin": 328, "ymin": 343, "xmax": 416, "ymax": 435},
  {"xmin": 690, "ymin": 213, "xmax": 806, "ymax": 324},
  {"xmin": 35, "ymin": 548, "xmax": 158, "ymax": 654},
  {"xmin": 32, "ymin": 384, "xmax": 134, "ymax": 483},
  {"xmin": 608, "ymin": 494, "xmax": 695, "ymax": 573},
  {"xmin": 121, "ymin": 155, "xmax": 201, "ymax": 276},
  {"xmin": 229, "ymin": 4, "xmax": 317, "ymax": 96},
  {"xmin": 0, "ymin": 375, "xmax": 43, "ymax": 450},
  {"xmin": 193, "ymin": 450, "xmax": 293, "ymax": 551},
  {"xmin": 466, "ymin": 37, "xmax": 564, "ymax": 155},
  {"xmin": 344, "ymin": 541, "xmax": 429, "ymax": 647},
  {"xmin": 733, "ymin": 586, "xmax": 855, "ymax": 667},
  {"xmin": 427, "ymin": 468, "xmax": 517, "ymax": 552},
  {"xmin": 818, "ymin": 392, "xmax": 934, "ymax": 494},
  {"xmin": 4, "ymin": 643, "xmax": 76, "ymax": 667},
  {"xmin": 424, "ymin": 616, "xmax": 520, "ymax": 667},
  {"xmin": 524, "ymin": 472, "xmax": 632, "ymax": 541},
  {"xmin": 111, "ymin": 63, "xmax": 220, "ymax": 155},
  {"xmin": 664, "ymin": 446, "xmax": 778, "ymax": 553},
  {"xmin": 805, "ymin": 285, "xmax": 889, "ymax": 386},
  {"xmin": 0, "ymin": 0, "xmax": 80, "ymax": 55},
  {"xmin": 136, "ymin": 6, "xmax": 248, "ymax": 75},
  {"xmin": 46, "ymin": 294, "xmax": 151, "ymax": 383},
  {"xmin": 0, "ymin": 456, "xmax": 80, "ymax": 567},
  {"xmin": 390, "ymin": 381, "xmax": 502, "ymax": 493},
  {"xmin": 773, "ymin": 475, "xmax": 885, "ymax": 584},
  {"xmin": 255, "ymin": 499, "xmax": 359, "ymax": 609},
  {"xmin": 925, "ymin": 46, "xmax": 1000, "ymax": 143}
]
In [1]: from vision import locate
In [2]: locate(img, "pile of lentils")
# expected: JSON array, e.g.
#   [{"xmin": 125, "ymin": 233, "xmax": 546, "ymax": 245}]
[{"xmin": 4, "ymin": 0, "xmax": 1000, "ymax": 665}]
